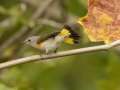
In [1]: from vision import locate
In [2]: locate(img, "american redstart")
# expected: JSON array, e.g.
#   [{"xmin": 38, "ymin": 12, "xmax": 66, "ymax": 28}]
[{"xmin": 24, "ymin": 23, "xmax": 80, "ymax": 54}]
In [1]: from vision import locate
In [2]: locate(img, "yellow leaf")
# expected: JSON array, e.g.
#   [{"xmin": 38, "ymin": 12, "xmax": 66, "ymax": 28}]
[{"xmin": 78, "ymin": 0, "xmax": 120, "ymax": 44}]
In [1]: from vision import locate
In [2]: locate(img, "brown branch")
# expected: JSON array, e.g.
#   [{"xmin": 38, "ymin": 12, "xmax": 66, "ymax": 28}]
[{"xmin": 0, "ymin": 40, "xmax": 120, "ymax": 70}]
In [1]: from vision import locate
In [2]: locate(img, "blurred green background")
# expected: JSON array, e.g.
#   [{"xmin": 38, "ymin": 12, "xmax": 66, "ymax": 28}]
[{"xmin": 0, "ymin": 0, "xmax": 120, "ymax": 90}]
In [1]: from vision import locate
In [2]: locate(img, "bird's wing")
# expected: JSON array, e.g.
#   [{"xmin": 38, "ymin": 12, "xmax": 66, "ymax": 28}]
[{"xmin": 36, "ymin": 32, "xmax": 60, "ymax": 44}]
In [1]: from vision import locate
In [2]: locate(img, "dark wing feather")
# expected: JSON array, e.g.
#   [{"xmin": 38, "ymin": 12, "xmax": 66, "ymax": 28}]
[
  {"xmin": 47, "ymin": 32, "xmax": 60, "ymax": 39},
  {"xmin": 64, "ymin": 24, "xmax": 80, "ymax": 44},
  {"xmin": 37, "ymin": 32, "xmax": 60, "ymax": 44}
]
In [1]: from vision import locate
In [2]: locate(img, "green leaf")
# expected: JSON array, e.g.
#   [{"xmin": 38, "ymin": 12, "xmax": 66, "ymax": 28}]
[{"xmin": 65, "ymin": 0, "xmax": 87, "ymax": 16}]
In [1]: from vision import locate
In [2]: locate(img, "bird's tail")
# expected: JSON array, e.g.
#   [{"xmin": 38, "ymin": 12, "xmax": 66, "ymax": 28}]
[{"xmin": 59, "ymin": 23, "xmax": 80, "ymax": 45}]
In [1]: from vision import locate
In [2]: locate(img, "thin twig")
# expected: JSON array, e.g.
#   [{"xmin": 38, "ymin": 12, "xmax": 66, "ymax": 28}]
[
  {"xmin": 0, "ymin": 0, "xmax": 55, "ymax": 53},
  {"xmin": 0, "ymin": 40, "xmax": 120, "ymax": 70},
  {"xmin": 38, "ymin": 19, "xmax": 62, "ymax": 28}
]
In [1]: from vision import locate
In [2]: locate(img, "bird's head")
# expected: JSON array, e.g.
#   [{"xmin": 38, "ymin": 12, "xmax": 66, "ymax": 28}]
[{"xmin": 24, "ymin": 36, "xmax": 40, "ymax": 47}]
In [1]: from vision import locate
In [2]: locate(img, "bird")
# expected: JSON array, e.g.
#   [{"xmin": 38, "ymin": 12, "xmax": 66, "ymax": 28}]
[{"xmin": 24, "ymin": 24, "xmax": 80, "ymax": 54}]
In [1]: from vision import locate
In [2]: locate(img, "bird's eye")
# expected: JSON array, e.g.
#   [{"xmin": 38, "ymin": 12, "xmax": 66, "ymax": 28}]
[{"xmin": 28, "ymin": 39, "xmax": 31, "ymax": 42}]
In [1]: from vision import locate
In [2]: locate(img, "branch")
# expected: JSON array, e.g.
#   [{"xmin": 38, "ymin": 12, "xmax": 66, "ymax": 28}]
[
  {"xmin": 37, "ymin": 19, "xmax": 62, "ymax": 28},
  {"xmin": 0, "ymin": 40, "xmax": 120, "ymax": 70}
]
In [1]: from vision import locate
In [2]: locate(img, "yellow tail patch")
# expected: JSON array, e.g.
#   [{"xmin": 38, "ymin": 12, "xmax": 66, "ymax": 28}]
[
  {"xmin": 59, "ymin": 29, "xmax": 71, "ymax": 36},
  {"xmin": 64, "ymin": 38, "xmax": 74, "ymax": 44}
]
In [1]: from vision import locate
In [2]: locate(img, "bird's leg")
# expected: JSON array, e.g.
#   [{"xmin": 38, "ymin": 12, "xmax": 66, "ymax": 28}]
[
  {"xmin": 45, "ymin": 49, "xmax": 49, "ymax": 55},
  {"xmin": 48, "ymin": 48, "xmax": 58, "ymax": 55},
  {"xmin": 45, "ymin": 48, "xmax": 58, "ymax": 55},
  {"xmin": 38, "ymin": 50, "xmax": 45, "ymax": 57},
  {"xmin": 54, "ymin": 48, "xmax": 58, "ymax": 53}
]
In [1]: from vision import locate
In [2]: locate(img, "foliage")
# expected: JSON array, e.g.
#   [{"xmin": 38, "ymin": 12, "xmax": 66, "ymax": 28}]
[
  {"xmin": 79, "ymin": 0, "xmax": 120, "ymax": 43},
  {"xmin": 0, "ymin": 0, "xmax": 120, "ymax": 90}
]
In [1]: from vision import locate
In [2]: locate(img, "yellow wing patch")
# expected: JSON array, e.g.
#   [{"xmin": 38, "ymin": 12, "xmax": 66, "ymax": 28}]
[
  {"xmin": 64, "ymin": 38, "xmax": 74, "ymax": 44},
  {"xmin": 59, "ymin": 29, "xmax": 71, "ymax": 36}
]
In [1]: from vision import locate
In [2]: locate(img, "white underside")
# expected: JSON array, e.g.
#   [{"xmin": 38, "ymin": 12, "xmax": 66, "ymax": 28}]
[{"xmin": 39, "ymin": 35, "xmax": 64, "ymax": 53}]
